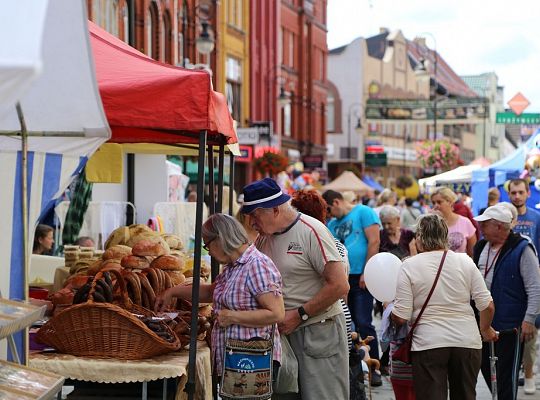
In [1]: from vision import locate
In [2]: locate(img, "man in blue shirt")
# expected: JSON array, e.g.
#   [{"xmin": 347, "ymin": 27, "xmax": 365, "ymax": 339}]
[
  {"xmin": 323, "ymin": 190, "xmax": 381, "ymax": 383},
  {"xmin": 508, "ymin": 178, "xmax": 540, "ymax": 394}
]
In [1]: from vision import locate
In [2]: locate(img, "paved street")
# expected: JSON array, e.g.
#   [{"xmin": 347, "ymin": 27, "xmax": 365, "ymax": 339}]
[{"xmin": 370, "ymin": 316, "xmax": 540, "ymax": 399}]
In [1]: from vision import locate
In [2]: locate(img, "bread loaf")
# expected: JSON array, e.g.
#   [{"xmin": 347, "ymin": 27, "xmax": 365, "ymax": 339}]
[
  {"xmin": 102, "ymin": 245, "xmax": 132, "ymax": 261},
  {"xmin": 132, "ymin": 239, "xmax": 167, "ymax": 257},
  {"xmin": 167, "ymin": 270, "xmax": 186, "ymax": 286},
  {"xmin": 150, "ymin": 255, "xmax": 182, "ymax": 271},
  {"xmin": 104, "ymin": 226, "xmax": 130, "ymax": 249},
  {"xmin": 97, "ymin": 260, "xmax": 123, "ymax": 275},
  {"xmin": 161, "ymin": 234, "xmax": 184, "ymax": 250},
  {"xmin": 121, "ymin": 255, "xmax": 150, "ymax": 270},
  {"xmin": 128, "ymin": 224, "xmax": 153, "ymax": 238}
]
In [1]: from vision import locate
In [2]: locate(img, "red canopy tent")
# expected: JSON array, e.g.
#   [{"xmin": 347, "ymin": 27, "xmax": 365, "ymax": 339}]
[
  {"xmin": 87, "ymin": 22, "xmax": 235, "ymax": 400},
  {"xmin": 89, "ymin": 21, "xmax": 236, "ymax": 146}
]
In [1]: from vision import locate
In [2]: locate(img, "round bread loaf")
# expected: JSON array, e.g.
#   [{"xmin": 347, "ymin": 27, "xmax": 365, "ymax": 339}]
[
  {"xmin": 128, "ymin": 224, "xmax": 153, "ymax": 238},
  {"xmin": 167, "ymin": 270, "xmax": 186, "ymax": 286},
  {"xmin": 102, "ymin": 245, "xmax": 132, "ymax": 261},
  {"xmin": 132, "ymin": 239, "xmax": 167, "ymax": 256},
  {"xmin": 69, "ymin": 259, "xmax": 94, "ymax": 276},
  {"xmin": 161, "ymin": 234, "xmax": 184, "ymax": 250},
  {"xmin": 150, "ymin": 255, "xmax": 182, "ymax": 271},
  {"xmin": 121, "ymin": 255, "xmax": 150, "ymax": 269},
  {"xmin": 93, "ymin": 259, "xmax": 122, "ymax": 275},
  {"xmin": 104, "ymin": 226, "xmax": 130, "ymax": 249}
]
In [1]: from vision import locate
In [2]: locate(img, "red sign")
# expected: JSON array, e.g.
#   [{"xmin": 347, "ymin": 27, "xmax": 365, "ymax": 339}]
[
  {"xmin": 365, "ymin": 145, "xmax": 385, "ymax": 153},
  {"xmin": 236, "ymin": 145, "xmax": 253, "ymax": 163},
  {"xmin": 508, "ymin": 92, "xmax": 530, "ymax": 116}
]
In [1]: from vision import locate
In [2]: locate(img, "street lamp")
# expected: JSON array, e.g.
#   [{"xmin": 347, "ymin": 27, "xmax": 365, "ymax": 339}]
[
  {"xmin": 347, "ymin": 102, "xmax": 363, "ymax": 168},
  {"xmin": 196, "ymin": 20, "xmax": 215, "ymax": 55},
  {"xmin": 413, "ymin": 33, "xmax": 438, "ymax": 141}
]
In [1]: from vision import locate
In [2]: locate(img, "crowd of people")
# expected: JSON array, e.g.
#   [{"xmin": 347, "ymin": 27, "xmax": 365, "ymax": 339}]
[
  {"xmin": 159, "ymin": 176, "xmax": 540, "ymax": 400},
  {"xmin": 37, "ymin": 172, "xmax": 540, "ymax": 400}
]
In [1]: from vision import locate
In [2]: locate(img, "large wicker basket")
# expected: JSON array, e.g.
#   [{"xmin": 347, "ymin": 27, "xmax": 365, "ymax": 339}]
[{"xmin": 36, "ymin": 268, "xmax": 180, "ymax": 360}]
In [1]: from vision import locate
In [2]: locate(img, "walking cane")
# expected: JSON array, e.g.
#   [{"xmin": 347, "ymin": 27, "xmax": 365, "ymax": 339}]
[{"xmin": 489, "ymin": 340, "xmax": 498, "ymax": 400}]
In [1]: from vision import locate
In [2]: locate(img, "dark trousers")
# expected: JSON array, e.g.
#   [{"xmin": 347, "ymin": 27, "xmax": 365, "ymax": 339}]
[
  {"xmin": 480, "ymin": 328, "xmax": 523, "ymax": 400},
  {"xmin": 411, "ymin": 347, "xmax": 482, "ymax": 400},
  {"xmin": 348, "ymin": 274, "xmax": 379, "ymax": 360}
]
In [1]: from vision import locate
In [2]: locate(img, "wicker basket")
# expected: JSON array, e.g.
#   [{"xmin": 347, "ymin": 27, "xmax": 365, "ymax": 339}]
[{"xmin": 36, "ymin": 268, "xmax": 180, "ymax": 360}]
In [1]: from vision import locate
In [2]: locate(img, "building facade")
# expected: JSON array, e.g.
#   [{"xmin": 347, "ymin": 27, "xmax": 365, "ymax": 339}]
[{"xmin": 328, "ymin": 29, "xmax": 485, "ymax": 186}]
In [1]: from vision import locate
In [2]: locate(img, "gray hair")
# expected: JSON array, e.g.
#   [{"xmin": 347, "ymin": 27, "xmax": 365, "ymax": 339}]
[
  {"xmin": 202, "ymin": 213, "xmax": 249, "ymax": 254},
  {"xmin": 379, "ymin": 205, "xmax": 400, "ymax": 221},
  {"xmin": 415, "ymin": 214, "xmax": 448, "ymax": 251}
]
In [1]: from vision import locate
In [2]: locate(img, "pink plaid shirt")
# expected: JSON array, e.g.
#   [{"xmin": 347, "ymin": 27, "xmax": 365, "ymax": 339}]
[{"xmin": 212, "ymin": 244, "xmax": 283, "ymax": 374}]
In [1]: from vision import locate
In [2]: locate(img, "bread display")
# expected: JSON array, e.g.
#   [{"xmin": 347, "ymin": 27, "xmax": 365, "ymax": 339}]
[{"xmin": 167, "ymin": 270, "xmax": 186, "ymax": 286}]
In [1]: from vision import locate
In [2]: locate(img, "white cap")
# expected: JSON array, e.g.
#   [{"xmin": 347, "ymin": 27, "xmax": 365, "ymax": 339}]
[{"xmin": 474, "ymin": 204, "xmax": 513, "ymax": 224}]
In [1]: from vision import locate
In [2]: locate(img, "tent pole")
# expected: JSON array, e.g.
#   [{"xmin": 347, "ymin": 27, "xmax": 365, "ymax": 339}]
[
  {"xmin": 186, "ymin": 130, "xmax": 207, "ymax": 400},
  {"xmin": 16, "ymin": 102, "xmax": 29, "ymax": 365},
  {"xmin": 216, "ymin": 143, "xmax": 225, "ymax": 213},
  {"xmin": 208, "ymin": 144, "xmax": 219, "ymax": 283},
  {"xmin": 228, "ymin": 152, "xmax": 235, "ymax": 216},
  {"xmin": 207, "ymin": 145, "xmax": 215, "ymax": 215}
]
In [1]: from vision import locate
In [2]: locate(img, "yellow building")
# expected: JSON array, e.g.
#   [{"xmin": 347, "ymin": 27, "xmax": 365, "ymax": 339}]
[{"xmin": 216, "ymin": 0, "xmax": 250, "ymax": 128}]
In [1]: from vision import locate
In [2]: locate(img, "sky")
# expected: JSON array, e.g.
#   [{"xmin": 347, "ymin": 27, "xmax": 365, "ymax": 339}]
[{"xmin": 327, "ymin": 0, "xmax": 540, "ymax": 112}]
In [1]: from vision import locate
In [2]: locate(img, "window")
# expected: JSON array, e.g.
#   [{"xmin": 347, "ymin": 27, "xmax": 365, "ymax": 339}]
[
  {"xmin": 92, "ymin": 0, "xmax": 119, "ymax": 37},
  {"xmin": 147, "ymin": 2, "xmax": 159, "ymax": 60},
  {"xmin": 227, "ymin": 0, "xmax": 243, "ymax": 29},
  {"xmin": 163, "ymin": 11, "xmax": 172, "ymax": 64},
  {"xmin": 226, "ymin": 57, "xmax": 242, "ymax": 122},
  {"xmin": 326, "ymin": 94, "xmax": 335, "ymax": 132},
  {"xmin": 121, "ymin": 2, "xmax": 129, "ymax": 43},
  {"xmin": 288, "ymin": 31, "xmax": 294, "ymax": 68}
]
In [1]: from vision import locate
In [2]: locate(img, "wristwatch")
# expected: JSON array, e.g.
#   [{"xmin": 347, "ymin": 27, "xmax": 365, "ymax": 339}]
[{"xmin": 298, "ymin": 306, "xmax": 309, "ymax": 321}]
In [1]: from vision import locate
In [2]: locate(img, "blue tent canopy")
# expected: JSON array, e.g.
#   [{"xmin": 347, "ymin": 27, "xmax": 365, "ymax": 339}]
[
  {"xmin": 363, "ymin": 175, "xmax": 384, "ymax": 192},
  {"xmin": 471, "ymin": 130, "xmax": 540, "ymax": 214}
]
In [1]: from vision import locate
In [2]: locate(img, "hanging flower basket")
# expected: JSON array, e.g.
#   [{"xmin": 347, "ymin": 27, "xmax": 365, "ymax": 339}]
[
  {"xmin": 415, "ymin": 140, "xmax": 462, "ymax": 171},
  {"xmin": 254, "ymin": 151, "xmax": 289, "ymax": 178}
]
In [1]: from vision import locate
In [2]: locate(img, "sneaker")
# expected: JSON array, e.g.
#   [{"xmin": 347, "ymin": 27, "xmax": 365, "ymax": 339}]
[
  {"xmin": 370, "ymin": 370, "xmax": 382, "ymax": 387},
  {"xmin": 524, "ymin": 378, "xmax": 536, "ymax": 395}
]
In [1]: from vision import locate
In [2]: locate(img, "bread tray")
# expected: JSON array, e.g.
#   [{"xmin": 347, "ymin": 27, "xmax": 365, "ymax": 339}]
[{"xmin": 0, "ymin": 298, "xmax": 46, "ymax": 340}]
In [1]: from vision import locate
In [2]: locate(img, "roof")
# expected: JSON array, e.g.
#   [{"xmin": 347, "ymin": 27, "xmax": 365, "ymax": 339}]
[
  {"xmin": 461, "ymin": 73, "xmax": 492, "ymax": 97},
  {"xmin": 407, "ymin": 40, "xmax": 478, "ymax": 98},
  {"xmin": 366, "ymin": 32, "xmax": 389, "ymax": 59}
]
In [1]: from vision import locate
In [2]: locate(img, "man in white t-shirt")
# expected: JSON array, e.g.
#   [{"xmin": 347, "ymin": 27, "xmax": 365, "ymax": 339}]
[{"xmin": 241, "ymin": 178, "xmax": 350, "ymax": 400}]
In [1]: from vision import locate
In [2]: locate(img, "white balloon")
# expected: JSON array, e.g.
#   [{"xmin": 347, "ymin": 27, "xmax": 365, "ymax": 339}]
[{"xmin": 364, "ymin": 252, "xmax": 402, "ymax": 302}]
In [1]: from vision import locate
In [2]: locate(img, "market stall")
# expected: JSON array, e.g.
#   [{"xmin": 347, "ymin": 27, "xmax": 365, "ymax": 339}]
[{"xmin": 322, "ymin": 171, "xmax": 374, "ymax": 196}]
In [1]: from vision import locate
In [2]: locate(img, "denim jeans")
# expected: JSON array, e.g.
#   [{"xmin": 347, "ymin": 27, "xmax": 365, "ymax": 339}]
[{"xmin": 348, "ymin": 274, "xmax": 380, "ymax": 360}]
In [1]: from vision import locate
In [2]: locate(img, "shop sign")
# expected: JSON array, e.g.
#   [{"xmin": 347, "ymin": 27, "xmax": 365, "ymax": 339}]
[
  {"xmin": 236, "ymin": 145, "xmax": 253, "ymax": 163},
  {"xmin": 385, "ymin": 147, "xmax": 417, "ymax": 161},
  {"xmin": 496, "ymin": 112, "xmax": 540, "ymax": 124},
  {"xmin": 302, "ymin": 154, "xmax": 324, "ymax": 169},
  {"xmin": 365, "ymin": 152, "xmax": 387, "ymax": 167},
  {"xmin": 366, "ymin": 98, "xmax": 488, "ymax": 121},
  {"xmin": 438, "ymin": 181, "xmax": 471, "ymax": 194},
  {"xmin": 237, "ymin": 128, "xmax": 259, "ymax": 145}
]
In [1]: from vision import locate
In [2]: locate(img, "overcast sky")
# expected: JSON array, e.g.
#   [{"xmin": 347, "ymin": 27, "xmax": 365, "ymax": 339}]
[{"xmin": 327, "ymin": 0, "xmax": 540, "ymax": 112}]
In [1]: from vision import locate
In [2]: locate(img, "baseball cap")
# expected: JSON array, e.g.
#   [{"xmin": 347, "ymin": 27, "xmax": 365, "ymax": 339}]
[
  {"xmin": 473, "ymin": 204, "xmax": 513, "ymax": 224},
  {"xmin": 241, "ymin": 178, "xmax": 291, "ymax": 214}
]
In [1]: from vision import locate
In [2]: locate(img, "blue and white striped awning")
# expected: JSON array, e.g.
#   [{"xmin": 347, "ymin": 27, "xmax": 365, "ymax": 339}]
[{"xmin": 0, "ymin": 0, "xmax": 110, "ymax": 361}]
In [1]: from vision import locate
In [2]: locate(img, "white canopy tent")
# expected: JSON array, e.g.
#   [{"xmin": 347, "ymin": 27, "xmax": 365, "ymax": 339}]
[
  {"xmin": 418, "ymin": 165, "xmax": 482, "ymax": 193},
  {"xmin": 323, "ymin": 171, "xmax": 375, "ymax": 196},
  {"xmin": 0, "ymin": 0, "xmax": 110, "ymax": 361}
]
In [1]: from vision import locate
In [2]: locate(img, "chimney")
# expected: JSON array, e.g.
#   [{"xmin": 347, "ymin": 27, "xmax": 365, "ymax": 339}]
[
  {"xmin": 379, "ymin": 27, "xmax": 389, "ymax": 34},
  {"xmin": 414, "ymin": 37, "xmax": 427, "ymax": 47}
]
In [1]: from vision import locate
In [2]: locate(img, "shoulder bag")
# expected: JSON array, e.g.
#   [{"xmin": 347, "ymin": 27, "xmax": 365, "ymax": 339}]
[
  {"xmin": 392, "ymin": 250, "xmax": 448, "ymax": 364},
  {"xmin": 220, "ymin": 326, "xmax": 275, "ymax": 400}
]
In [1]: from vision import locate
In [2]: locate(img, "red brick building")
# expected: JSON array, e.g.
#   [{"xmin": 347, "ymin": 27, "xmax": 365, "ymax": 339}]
[
  {"xmin": 249, "ymin": 0, "xmax": 329, "ymax": 163},
  {"xmin": 87, "ymin": 0, "xmax": 217, "ymax": 77}
]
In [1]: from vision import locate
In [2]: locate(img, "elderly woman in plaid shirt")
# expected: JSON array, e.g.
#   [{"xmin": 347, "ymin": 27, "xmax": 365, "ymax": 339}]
[{"xmin": 155, "ymin": 213, "xmax": 285, "ymax": 378}]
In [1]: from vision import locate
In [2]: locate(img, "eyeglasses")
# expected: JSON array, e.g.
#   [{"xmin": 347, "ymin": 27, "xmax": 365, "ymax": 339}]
[{"xmin": 203, "ymin": 236, "xmax": 217, "ymax": 251}]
